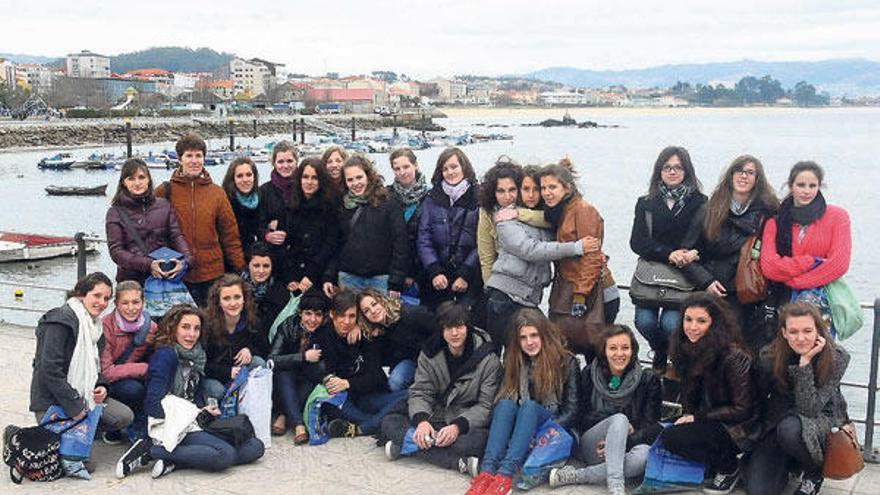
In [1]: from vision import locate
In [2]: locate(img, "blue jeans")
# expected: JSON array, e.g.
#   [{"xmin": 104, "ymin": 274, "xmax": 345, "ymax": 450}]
[
  {"xmin": 387, "ymin": 360, "xmax": 417, "ymax": 392},
  {"xmin": 338, "ymin": 272, "xmax": 389, "ymax": 293},
  {"xmin": 275, "ymin": 369, "xmax": 315, "ymax": 427},
  {"xmin": 150, "ymin": 431, "xmax": 264, "ymax": 472},
  {"xmin": 481, "ymin": 399, "xmax": 552, "ymax": 477},
  {"xmin": 338, "ymin": 389, "xmax": 408, "ymax": 434},
  {"xmin": 198, "ymin": 356, "xmax": 267, "ymax": 406},
  {"xmin": 634, "ymin": 306, "xmax": 680, "ymax": 361},
  {"xmin": 108, "ymin": 378, "xmax": 147, "ymax": 439}
]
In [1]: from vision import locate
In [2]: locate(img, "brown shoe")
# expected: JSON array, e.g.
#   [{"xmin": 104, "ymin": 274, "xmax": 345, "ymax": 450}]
[
  {"xmin": 271, "ymin": 415, "xmax": 287, "ymax": 436},
  {"xmin": 293, "ymin": 425, "xmax": 309, "ymax": 445}
]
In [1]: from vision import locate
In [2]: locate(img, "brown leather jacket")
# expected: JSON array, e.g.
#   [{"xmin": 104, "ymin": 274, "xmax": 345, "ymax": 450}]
[
  {"xmin": 681, "ymin": 346, "xmax": 758, "ymax": 450},
  {"xmin": 555, "ymin": 196, "xmax": 607, "ymax": 295},
  {"xmin": 156, "ymin": 169, "xmax": 244, "ymax": 283}
]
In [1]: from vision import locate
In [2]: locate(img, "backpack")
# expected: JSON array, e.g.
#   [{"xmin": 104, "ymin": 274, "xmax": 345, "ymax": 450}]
[{"xmin": 3, "ymin": 416, "xmax": 85, "ymax": 484}]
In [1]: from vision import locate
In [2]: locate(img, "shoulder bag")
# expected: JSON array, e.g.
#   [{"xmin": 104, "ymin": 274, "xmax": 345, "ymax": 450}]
[
  {"xmin": 735, "ymin": 217, "xmax": 769, "ymax": 304},
  {"xmin": 629, "ymin": 211, "xmax": 695, "ymax": 309},
  {"xmin": 823, "ymin": 423, "xmax": 864, "ymax": 479}
]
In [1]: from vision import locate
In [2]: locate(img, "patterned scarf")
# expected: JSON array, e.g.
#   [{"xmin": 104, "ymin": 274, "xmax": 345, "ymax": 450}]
[
  {"xmin": 658, "ymin": 182, "xmax": 691, "ymax": 217},
  {"xmin": 172, "ymin": 342, "xmax": 206, "ymax": 400},
  {"xmin": 391, "ymin": 172, "xmax": 430, "ymax": 207},
  {"xmin": 342, "ymin": 191, "xmax": 370, "ymax": 210},
  {"xmin": 730, "ymin": 198, "xmax": 753, "ymax": 217},
  {"xmin": 241, "ymin": 270, "xmax": 272, "ymax": 301}
]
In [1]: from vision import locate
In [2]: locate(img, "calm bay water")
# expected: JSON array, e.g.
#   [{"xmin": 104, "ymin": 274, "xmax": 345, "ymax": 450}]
[{"xmin": 0, "ymin": 107, "xmax": 878, "ymax": 430}]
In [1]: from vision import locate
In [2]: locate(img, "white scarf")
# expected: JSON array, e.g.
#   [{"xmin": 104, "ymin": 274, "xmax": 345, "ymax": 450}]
[{"xmin": 66, "ymin": 297, "xmax": 102, "ymax": 410}]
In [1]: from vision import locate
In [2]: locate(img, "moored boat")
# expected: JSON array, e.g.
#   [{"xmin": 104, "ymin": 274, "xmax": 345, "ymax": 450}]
[
  {"xmin": 45, "ymin": 184, "xmax": 108, "ymax": 196},
  {"xmin": 0, "ymin": 231, "xmax": 99, "ymax": 263},
  {"xmin": 37, "ymin": 153, "xmax": 76, "ymax": 170}
]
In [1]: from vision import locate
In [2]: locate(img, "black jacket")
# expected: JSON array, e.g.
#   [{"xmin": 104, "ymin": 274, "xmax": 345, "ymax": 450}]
[
  {"xmin": 30, "ymin": 305, "xmax": 108, "ymax": 416},
  {"xmin": 257, "ymin": 181, "xmax": 289, "ymax": 238},
  {"xmin": 324, "ymin": 197, "xmax": 410, "ymax": 291},
  {"xmin": 254, "ymin": 280, "xmax": 291, "ymax": 335},
  {"xmin": 279, "ymin": 197, "xmax": 341, "ymax": 285},
  {"xmin": 389, "ymin": 187, "xmax": 426, "ymax": 281},
  {"xmin": 579, "ymin": 365, "xmax": 662, "ymax": 450},
  {"xmin": 554, "ymin": 356, "xmax": 582, "ymax": 434},
  {"xmin": 228, "ymin": 191, "xmax": 262, "ymax": 257},
  {"xmin": 374, "ymin": 304, "xmax": 437, "ymax": 368},
  {"xmin": 682, "ymin": 202, "xmax": 770, "ymax": 292},
  {"xmin": 307, "ymin": 325, "xmax": 388, "ymax": 396},
  {"xmin": 204, "ymin": 325, "xmax": 270, "ymax": 382},
  {"xmin": 629, "ymin": 193, "xmax": 707, "ymax": 262},
  {"xmin": 268, "ymin": 318, "xmax": 325, "ymax": 371}
]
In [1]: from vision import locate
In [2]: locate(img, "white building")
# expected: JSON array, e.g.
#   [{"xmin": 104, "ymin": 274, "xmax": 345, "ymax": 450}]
[
  {"xmin": 430, "ymin": 78, "xmax": 467, "ymax": 102},
  {"xmin": 16, "ymin": 64, "xmax": 57, "ymax": 93},
  {"xmin": 0, "ymin": 58, "xmax": 16, "ymax": 90},
  {"xmin": 538, "ymin": 90, "xmax": 598, "ymax": 106},
  {"xmin": 66, "ymin": 50, "xmax": 110, "ymax": 78},
  {"xmin": 230, "ymin": 58, "xmax": 284, "ymax": 97}
]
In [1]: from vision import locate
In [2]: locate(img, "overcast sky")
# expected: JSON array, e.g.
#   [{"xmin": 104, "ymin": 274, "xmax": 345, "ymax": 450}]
[{"xmin": 4, "ymin": 0, "xmax": 880, "ymax": 78}]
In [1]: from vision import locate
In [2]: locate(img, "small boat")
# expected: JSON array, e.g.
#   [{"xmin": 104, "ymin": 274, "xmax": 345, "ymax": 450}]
[
  {"xmin": 37, "ymin": 153, "xmax": 76, "ymax": 170},
  {"xmin": 45, "ymin": 184, "xmax": 108, "ymax": 196},
  {"xmin": 0, "ymin": 231, "xmax": 99, "ymax": 263}
]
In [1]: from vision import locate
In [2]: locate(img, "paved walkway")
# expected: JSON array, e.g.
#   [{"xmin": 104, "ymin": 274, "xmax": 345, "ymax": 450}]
[{"xmin": 0, "ymin": 322, "xmax": 876, "ymax": 494}]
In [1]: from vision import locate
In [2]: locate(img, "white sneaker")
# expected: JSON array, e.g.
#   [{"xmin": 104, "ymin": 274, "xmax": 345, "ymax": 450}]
[{"xmin": 151, "ymin": 459, "xmax": 175, "ymax": 478}]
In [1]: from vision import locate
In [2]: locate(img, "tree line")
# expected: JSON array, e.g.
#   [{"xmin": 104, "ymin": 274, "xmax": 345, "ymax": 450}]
[{"xmin": 671, "ymin": 75, "xmax": 830, "ymax": 106}]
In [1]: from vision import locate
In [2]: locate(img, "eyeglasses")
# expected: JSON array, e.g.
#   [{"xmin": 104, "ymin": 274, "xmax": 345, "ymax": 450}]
[
  {"xmin": 661, "ymin": 166, "xmax": 684, "ymax": 173},
  {"xmin": 734, "ymin": 169, "xmax": 757, "ymax": 177}
]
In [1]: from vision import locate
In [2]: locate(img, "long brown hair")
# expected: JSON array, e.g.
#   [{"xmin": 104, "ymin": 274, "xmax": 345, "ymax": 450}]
[
  {"xmin": 155, "ymin": 304, "xmax": 204, "ymax": 348},
  {"xmin": 342, "ymin": 154, "xmax": 388, "ymax": 207},
  {"xmin": 204, "ymin": 274, "xmax": 257, "ymax": 344},
  {"xmin": 704, "ymin": 154, "xmax": 779, "ymax": 240},
  {"xmin": 647, "ymin": 146, "xmax": 702, "ymax": 198},
  {"xmin": 772, "ymin": 302, "xmax": 836, "ymax": 390},
  {"xmin": 497, "ymin": 308, "xmax": 572, "ymax": 404},
  {"xmin": 431, "ymin": 147, "xmax": 477, "ymax": 186},
  {"xmin": 669, "ymin": 292, "xmax": 746, "ymax": 379}
]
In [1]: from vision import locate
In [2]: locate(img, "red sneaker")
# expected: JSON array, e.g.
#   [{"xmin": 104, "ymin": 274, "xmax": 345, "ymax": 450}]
[
  {"xmin": 485, "ymin": 474, "xmax": 512, "ymax": 495},
  {"xmin": 465, "ymin": 472, "xmax": 495, "ymax": 495}
]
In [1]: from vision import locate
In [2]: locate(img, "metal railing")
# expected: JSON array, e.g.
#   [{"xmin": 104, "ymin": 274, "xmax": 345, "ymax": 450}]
[{"xmin": 1, "ymin": 232, "xmax": 878, "ymax": 462}]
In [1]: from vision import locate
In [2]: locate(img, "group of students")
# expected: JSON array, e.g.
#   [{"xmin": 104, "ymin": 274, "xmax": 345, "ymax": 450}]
[{"xmin": 24, "ymin": 133, "xmax": 854, "ymax": 495}]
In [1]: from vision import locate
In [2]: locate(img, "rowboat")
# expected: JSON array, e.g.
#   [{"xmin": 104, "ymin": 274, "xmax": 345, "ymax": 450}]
[
  {"xmin": 37, "ymin": 153, "xmax": 76, "ymax": 170},
  {"xmin": 45, "ymin": 184, "xmax": 108, "ymax": 196},
  {"xmin": 0, "ymin": 232, "xmax": 99, "ymax": 263}
]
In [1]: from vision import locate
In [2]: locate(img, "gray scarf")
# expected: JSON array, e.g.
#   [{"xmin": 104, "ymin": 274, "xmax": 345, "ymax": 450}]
[{"xmin": 589, "ymin": 359, "xmax": 643, "ymax": 417}]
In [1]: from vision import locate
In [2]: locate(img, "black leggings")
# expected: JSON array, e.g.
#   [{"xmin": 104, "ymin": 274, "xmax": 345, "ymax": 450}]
[
  {"xmin": 661, "ymin": 419, "xmax": 739, "ymax": 473},
  {"xmin": 744, "ymin": 416, "xmax": 818, "ymax": 495}
]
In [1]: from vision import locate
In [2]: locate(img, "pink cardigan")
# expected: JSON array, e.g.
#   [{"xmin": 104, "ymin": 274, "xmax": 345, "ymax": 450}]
[
  {"xmin": 100, "ymin": 312, "xmax": 158, "ymax": 383},
  {"xmin": 760, "ymin": 204, "xmax": 851, "ymax": 290}
]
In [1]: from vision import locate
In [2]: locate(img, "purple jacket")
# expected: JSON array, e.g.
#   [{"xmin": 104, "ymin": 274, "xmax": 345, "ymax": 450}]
[
  {"xmin": 105, "ymin": 193, "xmax": 193, "ymax": 283},
  {"xmin": 416, "ymin": 184, "xmax": 479, "ymax": 281}
]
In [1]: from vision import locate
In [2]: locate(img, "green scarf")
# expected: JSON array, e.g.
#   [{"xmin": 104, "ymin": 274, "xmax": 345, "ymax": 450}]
[{"xmin": 342, "ymin": 191, "xmax": 370, "ymax": 210}]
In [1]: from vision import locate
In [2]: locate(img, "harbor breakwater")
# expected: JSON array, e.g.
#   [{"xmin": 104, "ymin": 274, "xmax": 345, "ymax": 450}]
[{"xmin": 0, "ymin": 112, "xmax": 444, "ymax": 150}]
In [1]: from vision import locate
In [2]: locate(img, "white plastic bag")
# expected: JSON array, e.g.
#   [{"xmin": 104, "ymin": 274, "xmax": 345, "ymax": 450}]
[
  {"xmin": 238, "ymin": 366, "xmax": 273, "ymax": 448},
  {"xmin": 148, "ymin": 395, "xmax": 202, "ymax": 451}
]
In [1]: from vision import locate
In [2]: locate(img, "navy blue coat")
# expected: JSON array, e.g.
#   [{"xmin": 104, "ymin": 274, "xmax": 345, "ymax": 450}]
[{"xmin": 416, "ymin": 184, "xmax": 480, "ymax": 283}]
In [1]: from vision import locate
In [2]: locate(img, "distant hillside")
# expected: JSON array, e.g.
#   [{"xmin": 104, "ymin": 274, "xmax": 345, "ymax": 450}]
[
  {"xmin": 523, "ymin": 59, "xmax": 880, "ymax": 96},
  {"xmin": 0, "ymin": 53, "xmax": 63, "ymax": 66},
  {"xmin": 110, "ymin": 47, "xmax": 235, "ymax": 73}
]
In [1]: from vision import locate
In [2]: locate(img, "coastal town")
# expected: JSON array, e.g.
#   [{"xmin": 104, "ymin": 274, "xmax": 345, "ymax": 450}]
[{"xmin": 2, "ymin": 48, "xmax": 876, "ymax": 122}]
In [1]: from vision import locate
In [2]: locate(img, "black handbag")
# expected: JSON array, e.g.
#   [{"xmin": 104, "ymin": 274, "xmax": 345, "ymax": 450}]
[
  {"xmin": 3, "ymin": 416, "xmax": 85, "ymax": 484},
  {"xmin": 629, "ymin": 210, "xmax": 695, "ymax": 309},
  {"xmin": 198, "ymin": 413, "xmax": 256, "ymax": 448}
]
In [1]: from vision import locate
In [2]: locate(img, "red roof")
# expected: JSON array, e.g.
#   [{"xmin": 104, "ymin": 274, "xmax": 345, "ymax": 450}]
[
  {"xmin": 126, "ymin": 68, "xmax": 171, "ymax": 77},
  {"xmin": 307, "ymin": 88, "xmax": 374, "ymax": 102}
]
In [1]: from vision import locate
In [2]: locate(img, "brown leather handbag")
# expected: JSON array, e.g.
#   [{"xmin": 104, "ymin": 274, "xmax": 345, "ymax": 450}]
[
  {"xmin": 822, "ymin": 423, "xmax": 864, "ymax": 480},
  {"xmin": 735, "ymin": 234, "xmax": 768, "ymax": 304}
]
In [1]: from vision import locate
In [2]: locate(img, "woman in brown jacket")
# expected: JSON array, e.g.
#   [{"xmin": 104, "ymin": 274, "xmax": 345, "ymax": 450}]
[
  {"xmin": 156, "ymin": 133, "xmax": 244, "ymax": 306},
  {"xmin": 538, "ymin": 159, "xmax": 618, "ymax": 360}
]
